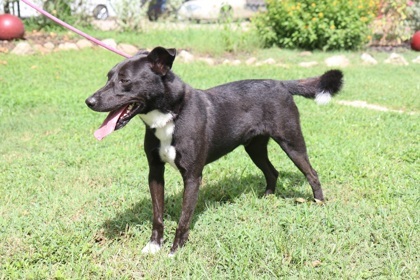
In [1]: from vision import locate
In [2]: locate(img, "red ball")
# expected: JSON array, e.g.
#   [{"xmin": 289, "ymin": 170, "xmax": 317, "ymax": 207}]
[
  {"xmin": 411, "ymin": 31, "xmax": 420, "ymax": 51},
  {"xmin": 0, "ymin": 14, "xmax": 25, "ymax": 40}
]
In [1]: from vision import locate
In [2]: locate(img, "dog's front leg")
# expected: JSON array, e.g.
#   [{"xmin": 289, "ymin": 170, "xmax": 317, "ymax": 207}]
[
  {"xmin": 170, "ymin": 175, "xmax": 202, "ymax": 255},
  {"xmin": 142, "ymin": 163, "xmax": 165, "ymax": 254}
]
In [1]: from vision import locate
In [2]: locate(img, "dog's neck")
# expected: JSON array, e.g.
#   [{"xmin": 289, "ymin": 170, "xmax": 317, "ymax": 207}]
[{"xmin": 145, "ymin": 71, "xmax": 188, "ymax": 117}]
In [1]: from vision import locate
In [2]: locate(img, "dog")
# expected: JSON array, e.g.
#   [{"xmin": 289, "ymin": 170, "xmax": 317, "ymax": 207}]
[{"xmin": 85, "ymin": 46, "xmax": 343, "ymax": 254}]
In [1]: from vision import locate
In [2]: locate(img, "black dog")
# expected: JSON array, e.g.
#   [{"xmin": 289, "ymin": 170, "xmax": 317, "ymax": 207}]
[{"xmin": 85, "ymin": 47, "xmax": 343, "ymax": 254}]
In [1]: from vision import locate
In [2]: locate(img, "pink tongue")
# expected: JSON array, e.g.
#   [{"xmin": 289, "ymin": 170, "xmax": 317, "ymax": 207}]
[{"xmin": 94, "ymin": 105, "xmax": 128, "ymax": 141}]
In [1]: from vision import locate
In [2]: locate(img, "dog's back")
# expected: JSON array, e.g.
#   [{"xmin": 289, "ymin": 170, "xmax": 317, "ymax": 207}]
[{"xmin": 176, "ymin": 71, "xmax": 343, "ymax": 164}]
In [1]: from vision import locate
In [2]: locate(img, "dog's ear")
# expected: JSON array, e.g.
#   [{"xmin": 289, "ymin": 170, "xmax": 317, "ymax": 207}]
[{"xmin": 147, "ymin": 47, "xmax": 177, "ymax": 76}]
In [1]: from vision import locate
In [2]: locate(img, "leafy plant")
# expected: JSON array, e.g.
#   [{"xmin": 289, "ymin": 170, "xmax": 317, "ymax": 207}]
[
  {"xmin": 372, "ymin": 0, "xmax": 418, "ymax": 45},
  {"xmin": 220, "ymin": 19, "xmax": 262, "ymax": 53},
  {"xmin": 406, "ymin": 0, "xmax": 420, "ymax": 31},
  {"xmin": 22, "ymin": 0, "xmax": 73, "ymax": 31},
  {"xmin": 113, "ymin": 0, "xmax": 183, "ymax": 31},
  {"xmin": 113, "ymin": 0, "xmax": 147, "ymax": 31},
  {"xmin": 23, "ymin": 0, "xmax": 93, "ymax": 31},
  {"xmin": 253, "ymin": 0, "xmax": 379, "ymax": 50}
]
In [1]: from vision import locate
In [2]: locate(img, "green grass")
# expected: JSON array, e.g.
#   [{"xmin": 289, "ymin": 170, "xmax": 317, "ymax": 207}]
[
  {"xmin": 0, "ymin": 46, "xmax": 419, "ymax": 279},
  {"xmin": 32, "ymin": 21, "xmax": 263, "ymax": 56}
]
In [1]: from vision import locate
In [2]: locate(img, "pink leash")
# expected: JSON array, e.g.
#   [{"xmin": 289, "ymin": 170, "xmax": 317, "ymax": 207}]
[{"xmin": 21, "ymin": 0, "xmax": 130, "ymax": 58}]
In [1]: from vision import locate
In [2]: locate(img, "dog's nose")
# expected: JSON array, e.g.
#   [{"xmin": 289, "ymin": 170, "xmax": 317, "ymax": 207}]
[{"xmin": 85, "ymin": 97, "xmax": 97, "ymax": 108}]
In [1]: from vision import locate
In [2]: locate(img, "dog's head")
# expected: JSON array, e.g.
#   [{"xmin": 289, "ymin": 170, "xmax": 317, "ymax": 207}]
[{"xmin": 85, "ymin": 46, "xmax": 176, "ymax": 140}]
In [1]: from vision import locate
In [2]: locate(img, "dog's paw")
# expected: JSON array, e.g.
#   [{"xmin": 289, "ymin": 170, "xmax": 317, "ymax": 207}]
[{"xmin": 141, "ymin": 241, "xmax": 161, "ymax": 254}]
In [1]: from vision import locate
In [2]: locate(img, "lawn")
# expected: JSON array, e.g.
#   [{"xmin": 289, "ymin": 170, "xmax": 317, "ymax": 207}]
[{"xmin": 0, "ymin": 41, "xmax": 419, "ymax": 278}]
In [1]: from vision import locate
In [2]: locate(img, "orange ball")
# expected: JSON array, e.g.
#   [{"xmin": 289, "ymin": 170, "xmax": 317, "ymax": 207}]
[{"xmin": 0, "ymin": 14, "xmax": 25, "ymax": 40}]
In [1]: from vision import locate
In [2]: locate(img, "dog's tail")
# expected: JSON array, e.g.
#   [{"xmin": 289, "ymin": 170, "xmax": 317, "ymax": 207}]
[{"xmin": 285, "ymin": 70, "xmax": 343, "ymax": 105}]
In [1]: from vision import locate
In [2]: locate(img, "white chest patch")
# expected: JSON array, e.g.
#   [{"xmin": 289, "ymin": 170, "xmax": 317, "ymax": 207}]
[{"xmin": 139, "ymin": 110, "xmax": 177, "ymax": 169}]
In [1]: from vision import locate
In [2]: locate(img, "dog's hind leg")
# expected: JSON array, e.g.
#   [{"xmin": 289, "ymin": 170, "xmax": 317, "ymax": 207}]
[
  {"xmin": 269, "ymin": 104, "xmax": 324, "ymax": 201},
  {"xmin": 272, "ymin": 130, "xmax": 324, "ymax": 201},
  {"xmin": 244, "ymin": 136, "xmax": 279, "ymax": 195}
]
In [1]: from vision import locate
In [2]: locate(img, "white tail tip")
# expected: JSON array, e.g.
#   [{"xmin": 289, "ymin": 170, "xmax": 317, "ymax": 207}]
[{"xmin": 315, "ymin": 91, "xmax": 332, "ymax": 105}]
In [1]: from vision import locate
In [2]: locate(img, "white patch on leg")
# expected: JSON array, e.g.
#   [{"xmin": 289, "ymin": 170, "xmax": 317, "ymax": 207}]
[
  {"xmin": 159, "ymin": 143, "xmax": 177, "ymax": 169},
  {"xmin": 315, "ymin": 91, "xmax": 332, "ymax": 105},
  {"xmin": 141, "ymin": 241, "xmax": 162, "ymax": 254},
  {"xmin": 139, "ymin": 110, "xmax": 177, "ymax": 169}
]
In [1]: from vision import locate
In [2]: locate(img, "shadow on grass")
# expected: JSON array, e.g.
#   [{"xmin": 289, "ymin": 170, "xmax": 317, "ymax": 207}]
[{"xmin": 100, "ymin": 171, "xmax": 308, "ymax": 240}]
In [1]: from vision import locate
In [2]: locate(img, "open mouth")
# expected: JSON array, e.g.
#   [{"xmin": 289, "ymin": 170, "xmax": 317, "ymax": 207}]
[
  {"xmin": 115, "ymin": 103, "xmax": 143, "ymax": 130},
  {"xmin": 94, "ymin": 102, "xmax": 143, "ymax": 141}
]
